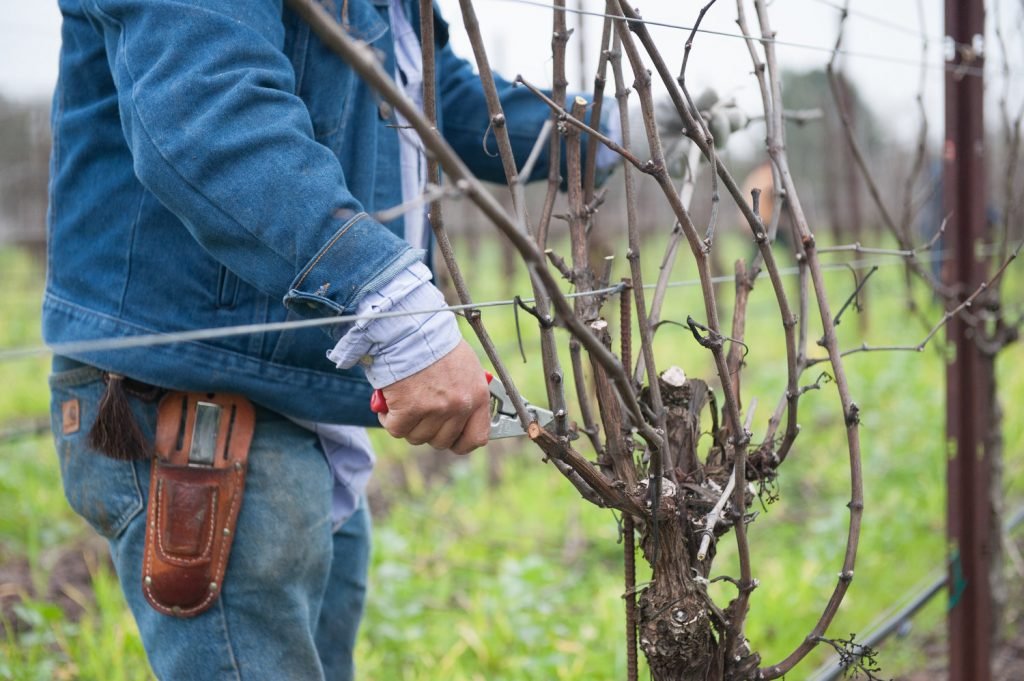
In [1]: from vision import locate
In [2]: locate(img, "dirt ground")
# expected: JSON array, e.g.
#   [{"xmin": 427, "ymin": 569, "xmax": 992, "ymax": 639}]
[{"xmin": 0, "ymin": 535, "xmax": 108, "ymax": 632}]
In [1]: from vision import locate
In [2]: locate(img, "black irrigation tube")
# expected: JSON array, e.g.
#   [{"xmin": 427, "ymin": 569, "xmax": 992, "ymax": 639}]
[{"xmin": 808, "ymin": 504, "xmax": 1024, "ymax": 681}]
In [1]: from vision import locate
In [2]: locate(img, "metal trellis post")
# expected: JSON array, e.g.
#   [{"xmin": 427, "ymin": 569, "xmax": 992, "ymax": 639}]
[{"xmin": 944, "ymin": 1, "xmax": 993, "ymax": 680}]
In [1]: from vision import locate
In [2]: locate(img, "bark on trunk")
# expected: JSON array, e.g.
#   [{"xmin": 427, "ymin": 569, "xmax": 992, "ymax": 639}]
[
  {"xmin": 635, "ymin": 374, "xmax": 758, "ymax": 680},
  {"xmin": 639, "ymin": 510, "xmax": 723, "ymax": 681}
]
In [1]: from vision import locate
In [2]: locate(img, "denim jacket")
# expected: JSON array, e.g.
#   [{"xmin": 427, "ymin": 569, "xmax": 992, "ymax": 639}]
[{"xmin": 44, "ymin": 0, "xmax": 571, "ymax": 425}]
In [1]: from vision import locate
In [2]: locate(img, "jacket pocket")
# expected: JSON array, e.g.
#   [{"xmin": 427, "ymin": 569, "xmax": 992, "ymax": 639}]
[{"xmin": 49, "ymin": 367, "xmax": 148, "ymax": 540}]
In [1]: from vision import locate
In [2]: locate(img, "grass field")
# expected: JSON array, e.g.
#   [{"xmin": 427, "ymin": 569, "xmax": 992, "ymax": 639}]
[{"xmin": 1, "ymin": 235, "xmax": 1022, "ymax": 680}]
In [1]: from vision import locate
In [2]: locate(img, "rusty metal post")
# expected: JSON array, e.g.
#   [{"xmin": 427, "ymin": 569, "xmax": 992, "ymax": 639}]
[{"xmin": 944, "ymin": 1, "xmax": 992, "ymax": 680}]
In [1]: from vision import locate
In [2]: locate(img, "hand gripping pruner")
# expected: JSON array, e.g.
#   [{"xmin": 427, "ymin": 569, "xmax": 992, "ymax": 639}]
[{"xmin": 370, "ymin": 372, "xmax": 555, "ymax": 439}]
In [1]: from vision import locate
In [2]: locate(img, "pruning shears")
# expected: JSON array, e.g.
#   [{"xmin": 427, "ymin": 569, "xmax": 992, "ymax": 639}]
[{"xmin": 370, "ymin": 372, "xmax": 555, "ymax": 439}]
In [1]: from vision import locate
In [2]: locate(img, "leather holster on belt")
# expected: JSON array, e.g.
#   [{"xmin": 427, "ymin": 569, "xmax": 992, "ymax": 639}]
[{"xmin": 143, "ymin": 392, "xmax": 255, "ymax": 618}]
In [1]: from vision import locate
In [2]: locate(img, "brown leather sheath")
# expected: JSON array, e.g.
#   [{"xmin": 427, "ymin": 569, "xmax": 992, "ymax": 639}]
[{"xmin": 142, "ymin": 392, "xmax": 255, "ymax": 617}]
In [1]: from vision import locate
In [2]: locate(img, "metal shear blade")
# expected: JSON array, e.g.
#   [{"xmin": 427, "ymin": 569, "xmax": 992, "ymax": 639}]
[{"xmin": 488, "ymin": 376, "xmax": 555, "ymax": 439}]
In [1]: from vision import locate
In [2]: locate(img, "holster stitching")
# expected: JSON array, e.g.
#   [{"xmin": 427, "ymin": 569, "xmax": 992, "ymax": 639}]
[{"xmin": 143, "ymin": 464, "xmax": 245, "ymax": 617}]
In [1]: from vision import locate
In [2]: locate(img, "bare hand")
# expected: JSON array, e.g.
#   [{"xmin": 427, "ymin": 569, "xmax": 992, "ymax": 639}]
[{"xmin": 376, "ymin": 340, "xmax": 491, "ymax": 454}]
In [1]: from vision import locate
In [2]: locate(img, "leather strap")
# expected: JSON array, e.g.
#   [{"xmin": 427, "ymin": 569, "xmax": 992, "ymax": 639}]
[{"xmin": 142, "ymin": 392, "xmax": 255, "ymax": 617}]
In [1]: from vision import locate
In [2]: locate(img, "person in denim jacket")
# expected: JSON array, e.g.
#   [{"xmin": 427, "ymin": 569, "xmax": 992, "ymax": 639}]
[{"xmin": 44, "ymin": 0, "xmax": 617, "ymax": 678}]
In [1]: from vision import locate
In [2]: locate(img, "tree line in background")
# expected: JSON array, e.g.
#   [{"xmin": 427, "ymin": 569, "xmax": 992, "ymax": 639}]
[
  {"xmin": 0, "ymin": 70, "xmax": 914, "ymax": 266},
  {"xmin": 0, "ymin": 96, "xmax": 49, "ymax": 255}
]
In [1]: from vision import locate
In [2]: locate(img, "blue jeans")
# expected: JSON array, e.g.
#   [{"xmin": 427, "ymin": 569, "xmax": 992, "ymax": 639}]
[{"xmin": 49, "ymin": 358, "xmax": 371, "ymax": 680}]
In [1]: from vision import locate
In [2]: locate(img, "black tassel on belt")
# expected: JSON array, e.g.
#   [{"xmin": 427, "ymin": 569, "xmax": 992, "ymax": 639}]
[{"xmin": 87, "ymin": 373, "xmax": 160, "ymax": 461}]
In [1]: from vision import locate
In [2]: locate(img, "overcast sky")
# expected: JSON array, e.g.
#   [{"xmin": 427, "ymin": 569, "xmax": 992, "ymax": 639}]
[{"xmin": 3, "ymin": 0, "xmax": 1022, "ymax": 142}]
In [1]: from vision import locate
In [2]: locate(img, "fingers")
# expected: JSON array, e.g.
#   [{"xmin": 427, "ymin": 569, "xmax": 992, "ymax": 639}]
[
  {"xmin": 380, "ymin": 394, "xmax": 488, "ymax": 453},
  {"xmin": 424, "ymin": 410, "xmax": 474, "ymax": 451},
  {"xmin": 375, "ymin": 340, "xmax": 491, "ymax": 453},
  {"xmin": 450, "ymin": 401, "xmax": 491, "ymax": 455},
  {"xmin": 377, "ymin": 388, "xmax": 469, "ymax": 440},
  {"xmin": 402, "ymin": 400, "xmax": 471, "ymax": 448},
  {"xmin": 377, "ymin": 400, "xmax": 420, "ymax": 439}
]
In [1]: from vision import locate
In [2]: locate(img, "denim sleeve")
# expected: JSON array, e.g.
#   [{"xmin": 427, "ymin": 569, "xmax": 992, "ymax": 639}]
[
  {"xmin": 326, "ymin": 263, "xmax": 462, "ymax": 388},
  {"xmin": 436, "ymin": 38, "xmax": 614, "ymax": 187},
  {"xmin": 596, "ymin": 107, "xmax": 623, "ymax": 175},
  {"xmin": 83, "ymin": 0, "xmax": 420, "ymax": 317}
]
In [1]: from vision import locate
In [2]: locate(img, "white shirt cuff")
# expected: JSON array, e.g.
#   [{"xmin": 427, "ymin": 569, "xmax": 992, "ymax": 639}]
[{"xmin": 327, "ymin": 262, "xmax": 463, "ymax": 388}]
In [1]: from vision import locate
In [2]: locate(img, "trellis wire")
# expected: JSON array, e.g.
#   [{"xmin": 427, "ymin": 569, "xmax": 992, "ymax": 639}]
[
  {"xmin": 806, "ymin": 0, "xmax": 945, "ymax": 42},
  {"xmin": 488, "ymin": 0, "xmax": 987, "ymax": 78},
  {"xmin": 1, "ymin": 244, "xmax": 1007, "ymax": 362}
]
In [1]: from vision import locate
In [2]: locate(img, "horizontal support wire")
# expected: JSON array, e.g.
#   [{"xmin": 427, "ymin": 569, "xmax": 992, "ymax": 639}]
[
  {"xmin": 488, "ymin": 0, "xmax": 987, "ymax": 78},
  {"xmin": 2, "ymin": 283, "xmax": 621, "ymax": 361},
  {"xmin": 2, "ymin": 243, "xmax": 1011, "ymax": 362},
  {"xmin": 805, "ymin": 0, "xmax": 945, "ymax": 42}
]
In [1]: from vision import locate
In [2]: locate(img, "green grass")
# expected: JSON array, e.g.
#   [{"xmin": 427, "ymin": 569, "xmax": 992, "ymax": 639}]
[
  {"xmin": 1, "ymin": 563, "xmax": 151, "ymax": 681},
  {"xmin": 359, "ymin": 457, "xmax": 635, "ymax": 680},
  {"xmin": 1, "ymin": 238, "xmax": 1022, "ymax": 680},
  {"xmin": 0, "ymin": 249, "xmax": 50, "ymax": 421}
]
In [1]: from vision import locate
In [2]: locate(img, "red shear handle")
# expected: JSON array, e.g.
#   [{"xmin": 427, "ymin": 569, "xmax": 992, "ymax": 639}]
[
  {"xmin": 369, "ymin": 389, "xmax": 389, "ymax": 414},
  {"xmin": 370, "ymin": 372, "xmax": 493, "ymax": 416}
]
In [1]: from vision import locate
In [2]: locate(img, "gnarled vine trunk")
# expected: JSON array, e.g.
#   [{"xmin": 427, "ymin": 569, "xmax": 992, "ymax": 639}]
[{"xmin": 634, "ymin": 375, "xmax": 760, "ymax": 681}]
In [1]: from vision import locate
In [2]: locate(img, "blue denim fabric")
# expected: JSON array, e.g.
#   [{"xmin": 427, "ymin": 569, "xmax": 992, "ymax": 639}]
[
  {"xmin": 49, "ymin": 359, "xmax": 370, "ymax": 680},
  {"xmin": 43, "ymin": 0, "xmax": 569, "ymax": 426}
]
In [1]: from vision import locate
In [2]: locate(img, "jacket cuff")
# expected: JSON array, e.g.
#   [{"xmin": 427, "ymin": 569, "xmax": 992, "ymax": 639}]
[
  {"xmin": 282, "ymin": 212, "xmax": 424, "ymax": 333},
  {"xmin": 326, "ymin": 263, "xmax": 462, "ymax": 388}
]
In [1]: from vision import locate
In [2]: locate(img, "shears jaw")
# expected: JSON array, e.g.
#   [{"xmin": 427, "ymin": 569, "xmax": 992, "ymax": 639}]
[
  {"xmin": 487, "ymin": 377, "xmax": 556, "ymax": 439},
  {"xmin": 488, "ymin": 405, "xmax": 556, "ymax": 439},
  {"xmin": 529, "ymin": 405, "xmax": 557, "ymax": 432}
]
